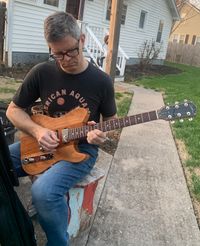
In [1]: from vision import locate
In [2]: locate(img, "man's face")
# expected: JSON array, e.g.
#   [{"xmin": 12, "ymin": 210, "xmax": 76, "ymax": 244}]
[{"xmin": 49, "ymin": 35, "xmax": 84, "ymax": 74}]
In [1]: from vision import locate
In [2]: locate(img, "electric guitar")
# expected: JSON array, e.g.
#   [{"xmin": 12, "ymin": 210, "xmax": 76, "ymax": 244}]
[{"xmin": 20, "ymin": 101, "xmax": 196, "ymax": 175}]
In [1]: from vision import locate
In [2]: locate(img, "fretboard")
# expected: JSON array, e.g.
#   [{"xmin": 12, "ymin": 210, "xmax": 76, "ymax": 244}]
[{"xmin": 65, "ymin": 110, "xmax": 158, "ymax": 141}]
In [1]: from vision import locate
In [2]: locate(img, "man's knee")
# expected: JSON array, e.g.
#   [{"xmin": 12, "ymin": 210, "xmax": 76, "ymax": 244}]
[{"xmin": 31, "ymin": 178, "xmax": 52, "ymax": 206}]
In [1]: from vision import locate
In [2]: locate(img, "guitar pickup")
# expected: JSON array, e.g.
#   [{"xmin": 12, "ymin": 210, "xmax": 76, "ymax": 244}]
[
  {"xmin": 61, "ymin": 128, "xmax": 69, "ymax": 143},
  {"xmin": 22, "ymin": 153, "xmax": 54, "ymax": 165}
]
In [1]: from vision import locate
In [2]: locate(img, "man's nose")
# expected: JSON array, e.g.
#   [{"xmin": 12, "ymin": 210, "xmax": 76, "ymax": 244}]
[{"xmin": 63, "ymin": 54, "xmax": 72, "ymax": 61}]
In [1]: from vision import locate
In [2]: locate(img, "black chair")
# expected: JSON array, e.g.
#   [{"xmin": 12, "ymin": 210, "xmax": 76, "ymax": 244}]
[{"xmin": 0, "ymin": 102, "xmax": 16, "ymax": 145}]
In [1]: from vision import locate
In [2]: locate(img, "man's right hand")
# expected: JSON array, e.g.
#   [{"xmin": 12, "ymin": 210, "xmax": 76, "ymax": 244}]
[
  {"xmin": 36, "ymin": 127, "xmax": 59, "ymax": 152},
  {"xmin": 35, "ymin": 127, "xmax": 59, "ymax": 151},
  {"xmin": 6, "ymin": 101, "xmax": 59, "ymax": 152}
]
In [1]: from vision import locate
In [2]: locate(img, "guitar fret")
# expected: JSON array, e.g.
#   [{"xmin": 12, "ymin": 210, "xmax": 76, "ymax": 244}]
[
  {"xmin": 71, "ymin": 129, "xmax": 75, "ymax": 139},
  {"xmin": 79, "ymin": 127, "xmax": 84, "ymax": 138},
  {"xmin": 125, "ymin": 116, "xmax": 131, "ymax": 126},
  {"xmin": 130, "ymin": 115, "xmax": 136, "ymax": 125},
  {"xmin": 110, "ymin": 119, "xmax": 115, "ymax": 130},
  {"xmin": 142, "ymin": 112, "xmax": 150, "ymax": 122},
  {"xmin": 119, "ymin": 118, "xmax": 124, "ymax": 128},
  {"xmin": 149, "ymin": 111, "xmax": 157, "ymax": 121},
  {"xmin": 136, "ymin": 114, "xmax": 142, "ymax": 124}
]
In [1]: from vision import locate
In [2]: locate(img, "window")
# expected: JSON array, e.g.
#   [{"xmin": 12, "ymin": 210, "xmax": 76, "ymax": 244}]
[
  {"xmin": 44, "ymin": 0, "xmax": 59, "ymax": 7},
  {"xmin": 192, "ymin": 35, "xmax": 196, "ymax": 45},
  {"xmin": 179, "ymin": 35, "xmax": 185, "ymax": 44},
  {"xmin": 196, "ymin": 36, "xmax": 200, "ymax": 45},
  {"xmin": 172, "ymin": 34, "xmax": 178, "ymax": 43},
  {"xmin": 106, "ymin": 0, "xmax": 127, "ymax": 25},
  {"xmin": 185, "ymin": 34, "xmax": 189, "ymax": 44},
  {"xmin": 156, "ymin": 20, "xmax": 164, "ymax": 43},
  {"xmin": 139, "ymin": 10, "xmax": 147, "ymax": 29}
]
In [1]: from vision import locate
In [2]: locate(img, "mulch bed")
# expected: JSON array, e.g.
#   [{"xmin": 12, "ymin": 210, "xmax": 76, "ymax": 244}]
[{"xmin": 125, "ymin": 64, "xmax": 182, "ymax": 81}]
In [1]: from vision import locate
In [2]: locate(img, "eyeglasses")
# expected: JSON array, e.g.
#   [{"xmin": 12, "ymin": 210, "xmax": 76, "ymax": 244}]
[{"xmin": 50, "ymin": 40, "xmax": 80, "ymax": 61}]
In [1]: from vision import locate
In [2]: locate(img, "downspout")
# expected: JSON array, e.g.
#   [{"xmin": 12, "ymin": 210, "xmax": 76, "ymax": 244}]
[
  {"xmin": 5, "ymin": 0, "xmax": 13, "ymax": 67},
  {"xmin": 78, "ymin": 0, "xmax": 85, "ymax": 20}
]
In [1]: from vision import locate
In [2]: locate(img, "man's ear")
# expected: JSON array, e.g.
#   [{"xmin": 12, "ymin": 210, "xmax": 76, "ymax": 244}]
[{"xmin": 80, "ymin": 34, "xmax": 85, "ymax": 46}]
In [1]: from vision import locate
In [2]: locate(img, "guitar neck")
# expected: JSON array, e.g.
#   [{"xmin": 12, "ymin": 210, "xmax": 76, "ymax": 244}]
[{"xmin": 63, "ymin": 110, "xmax": 158, "ymax": 142}]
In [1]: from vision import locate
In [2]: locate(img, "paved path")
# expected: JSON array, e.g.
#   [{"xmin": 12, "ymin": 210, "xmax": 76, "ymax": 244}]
[{"xmin": 85, "ymin": 83, "xmax": 200, "ymax": 246}]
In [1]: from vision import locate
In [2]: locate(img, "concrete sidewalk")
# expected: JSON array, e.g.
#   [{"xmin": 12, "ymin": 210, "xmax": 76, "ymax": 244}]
[
  {"xmin": 16, "ymin": 83, "xmax": 200, "ymax": 245},
  {"xmin": 83, "ymin": 83, "xmax": 200, "ymax": 246}
]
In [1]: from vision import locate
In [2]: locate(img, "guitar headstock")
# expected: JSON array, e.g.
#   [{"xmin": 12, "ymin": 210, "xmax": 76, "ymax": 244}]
[{"xmin": 157, "ymin": 100, "xmax": 197, "ymax": 121}]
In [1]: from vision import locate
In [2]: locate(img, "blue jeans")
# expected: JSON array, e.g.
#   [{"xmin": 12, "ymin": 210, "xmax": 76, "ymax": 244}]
[{"xmin": 9, "ymin": 142, "xmax": 98, "ymax": 246}]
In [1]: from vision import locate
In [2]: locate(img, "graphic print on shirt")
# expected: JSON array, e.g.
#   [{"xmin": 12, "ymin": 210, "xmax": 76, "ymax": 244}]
[{"xmin": 43, "ymin": 88, "xmax": 88, "ymax": 115}]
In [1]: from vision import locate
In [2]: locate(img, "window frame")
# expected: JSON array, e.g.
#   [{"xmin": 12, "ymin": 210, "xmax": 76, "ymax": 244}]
[
  {"xmin": 172, "ymin": 34, "xmax": 179, "ymax": 43},
  {"xmin": 156, "ymin": 20, "xmax": 164, "ymax": 43},
  {"xmin": 105, "ymin": 0, "xmax": 128, "ymax": 25},
  {"xmin": 179, "ymin": 34, "xmax": 185, "ymax": 44},
  {"xmin": 196, "ymin": 36, "xmax": 200, "ymax": 45},
  {"xmin": 139, "ymin": 10, "xmax": 147, "ymax": 29},
  {"xmin": 43, "ymin": 0, "xmax": 59, "ymax": 8}
]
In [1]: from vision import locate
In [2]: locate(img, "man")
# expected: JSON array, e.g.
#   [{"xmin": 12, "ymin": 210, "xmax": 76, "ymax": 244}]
[{"xmin": 6, "ymin": 11, "xmax": 116, "ymax": 246}]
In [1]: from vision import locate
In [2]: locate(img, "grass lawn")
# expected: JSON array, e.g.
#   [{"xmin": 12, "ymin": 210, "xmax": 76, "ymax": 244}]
[
  {"xmin": 115, "ymin": 91, "xmax": 133, "ymax": 117},
  {"xmin": 127, "ymin": 62, "xmax": 200, "ymax": 201}
]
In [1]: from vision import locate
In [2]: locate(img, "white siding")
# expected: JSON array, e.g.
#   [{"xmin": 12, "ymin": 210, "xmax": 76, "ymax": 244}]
[
  {"xmin": 83, "ymin": 0, "xmax": 173, "ymax": 60},
  {"xmin": 7, "ymin": 0, "xmax": 174, "ymax": 64},
  {"xmin": 11, "ymin": 0, "xmax": 66, "ymax": 53}
]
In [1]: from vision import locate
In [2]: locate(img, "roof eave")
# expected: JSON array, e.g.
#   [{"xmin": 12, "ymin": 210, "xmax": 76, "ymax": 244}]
[{"xmin": 167, "ymin": 0, "xmax": 181, "ymax": 21}]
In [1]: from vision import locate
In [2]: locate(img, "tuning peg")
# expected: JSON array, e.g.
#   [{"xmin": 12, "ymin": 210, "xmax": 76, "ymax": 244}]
[
  {"xmin": 179, "ymin": 119, "xmax": 184, "ymax": 123},
  {"xmin": 189, "ymin": 118, "xmax": 193, "ymax": 121}
]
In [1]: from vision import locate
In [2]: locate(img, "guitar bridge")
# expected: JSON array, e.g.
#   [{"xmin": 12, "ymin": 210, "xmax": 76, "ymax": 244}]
[{"xmin": 22, "ymin": 153, "xmax": 54, "ymax": 165}]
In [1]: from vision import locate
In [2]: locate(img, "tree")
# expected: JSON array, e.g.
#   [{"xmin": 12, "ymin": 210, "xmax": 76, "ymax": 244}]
[{"xmin": 137, "ymin": 40, "xmax": 163, "ymax": 71}]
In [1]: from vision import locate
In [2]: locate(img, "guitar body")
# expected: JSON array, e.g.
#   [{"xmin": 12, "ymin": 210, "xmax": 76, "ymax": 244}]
[{"xmin": 21, "ymin": 107, "xmax": 90, "ymax": 175}]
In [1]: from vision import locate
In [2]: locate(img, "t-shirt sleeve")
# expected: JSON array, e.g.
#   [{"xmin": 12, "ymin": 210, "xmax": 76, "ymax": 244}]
[
  {"xmin": 99, "ymin": 76, "xmax": 117, "ymax": 117},
  {"xmin": 13, "ymin": 65, "xmax": 40, "ymax": 108}
]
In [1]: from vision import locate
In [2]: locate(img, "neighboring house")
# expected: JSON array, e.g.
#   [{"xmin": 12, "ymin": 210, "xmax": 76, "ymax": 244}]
[
  {"xmin": 170, "ymin": 1, "xmax": 200, "ymax": 45},
  {"xmin": 1, "ymin": 0, "xmax": 179, "ymax": 77}
]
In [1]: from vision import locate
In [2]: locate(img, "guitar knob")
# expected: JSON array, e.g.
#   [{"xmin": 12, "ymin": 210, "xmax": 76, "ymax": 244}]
[
  {"xmin": 189, "ymin": 118, "xmax": 193, "ymax": 121},
  {"xmin": 179, "ymin": 119, "xmax": 184, "ymax": 123}
]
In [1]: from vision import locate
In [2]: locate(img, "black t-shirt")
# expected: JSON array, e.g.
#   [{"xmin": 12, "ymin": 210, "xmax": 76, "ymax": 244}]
[{"xmin": 13, "ymin": 61, "xmax": 116, "ymax": 122}]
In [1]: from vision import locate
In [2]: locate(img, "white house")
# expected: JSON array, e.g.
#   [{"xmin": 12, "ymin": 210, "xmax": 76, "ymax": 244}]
[{"xmin": 1, "ymin": 0, "xmax": 179, "ymax": 77}]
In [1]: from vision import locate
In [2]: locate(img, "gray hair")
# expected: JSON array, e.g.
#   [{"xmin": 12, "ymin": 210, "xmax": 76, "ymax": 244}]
[{"xmin": 44, "ymin": 11, "xmax": 81, "ymax": 42}]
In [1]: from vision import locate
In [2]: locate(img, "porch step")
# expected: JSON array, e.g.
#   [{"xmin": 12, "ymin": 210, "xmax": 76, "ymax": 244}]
[{"xmin": 115, "ymin": 75, "xmax": 124, "ymax": 82}]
